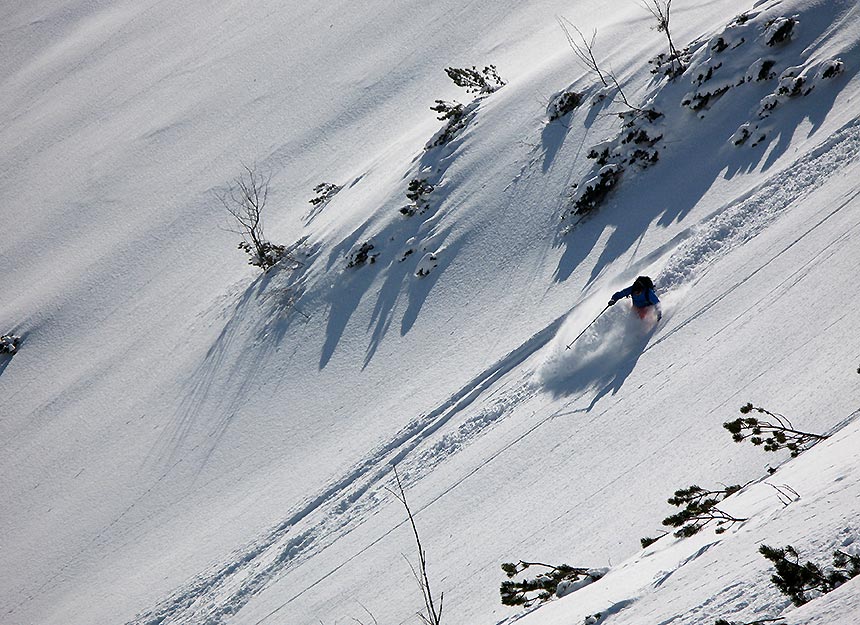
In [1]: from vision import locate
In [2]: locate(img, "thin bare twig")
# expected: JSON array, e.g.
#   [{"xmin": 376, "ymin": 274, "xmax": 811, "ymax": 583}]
[
  {"xmin": 556, "ymin": 17, "xmax": 608, "ymax": 86},
  {"xmin": 386, "ymin": 465, "xmax": 443, "ymax": 625},
  {"xmin": 640, "ymin": 0, "xmax": 685, "ymax": 76},
  {"xmin": 766, "ymin": 482, "xmax": 800, "ymax": 507}
]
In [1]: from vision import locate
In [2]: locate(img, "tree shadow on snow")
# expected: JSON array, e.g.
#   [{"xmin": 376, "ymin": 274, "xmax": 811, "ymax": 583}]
[
  {"xmin": 362, "ymin": 226, "xmax": 465, "ymax": 368},
  {"xmin": 320, "ymin": 135, "xmax": 468, "ymax": 370},
  {"xmin": 553, "ymin": 70, "xmax": 847, "ymax": 288},
  {"xmin": 541, "ymin": 85, "xmax": 612, "ymax": 175},
  {"xmin": 148, "ymin": 264, "xmax": 309, "ymax": 475},
  {"xmin": 540, "ymin": 119, "xmax": 570, "ymax": 173}
]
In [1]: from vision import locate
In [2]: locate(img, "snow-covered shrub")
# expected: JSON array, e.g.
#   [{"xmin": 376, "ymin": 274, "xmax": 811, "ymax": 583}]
[
  {"xmin": 731, "ymin": 12, "xmax": 751, "ymax": 26},
  {"xmin": 445, "ymin": 65, "xmax": 505, "ymax": 95},
  {"xmin": 425, "ymin": 65, "xmax": 503, "ymax": 149},
  {"xmin": 682, "ymin": 83, "xmax": 731, "ymax": 111},
  {"xmin": 730, "ymin": 122, "xmax": 769, "ymax": 147},
  {"xmin": 564, "ymin": 105, "xmax": 662, "ymax": 221},
  {"xmin": 776, "ymin": 68, "xmax": 810, "ymax": 98},
  {"xmin": 238, "ymin": 240, "xmax": 288, "ymax": 269},
  {"xmin": 309, "ymin": 182, "xmax": 341, "ymax": 206},
  {"xmin": 570, "ymin": 164, "xmax": 622, "ymax": 216},
  {"xmin": 710, "ymin": 37, "xmax": 729, "ymax": 54},
  {"xmin": 0, "ymin": 334, "xmax": 21, "ymax": 355},
  {"xmin": 660, "ymin": 483, "xmax": 747, "ymax": 537},
  {"xmin": 642, "ymin": 0, "xmax": 687, "ymax": 77},
  {"xmin": 818, "ymin": 59, "xmax": 844, "ymax": 80},
  {"xmin": 649, "ymin": 48, "xmax": 692, "ymax": 77},
  {"xmin": 500, "ymin": 561, "xmax": 604, "ymax": 607},
  {"xmin": 764, "ymin": 16, "xmax": 798, "ymax": 47},
  {"xmin": 414, "ymin": 252, "xmax": 439, "ymax": 278},
  {"xmin": 756, "ymin": 93, "xmax": 781, "ymax": 117},
  {"xmin": 724, "ymin": 403, "xmax": 827, "ymax": 457},
  {"xmin": 692, "ymin": 61, "xmax": 723, "ymax": 87},
  {"xmin": 400, "ymin": 179, "xmax": 434, "ymax": 216},
  {"xmin": 548, "ymin": 90, "xmax": 584, "ymax": 121},
  {"xmin": 346, "ymin": 241, "xmax": 378, "ymax": 268},
  {"xmin": 678, "ymin": 17, "xmax": 755, "ymax": 114},
  {"xmin": 730, "ymin": 124, "xmax": 751, "ymax": 146},
  {"xmin": 744, "ymin": 58, "xmax": 777, "ymax": 82},
  {"xmin": 426, "ymin": 100, "xmax": 469, "ymax": 149},
  {"xmin": 760, "ymin": 544, "xmax": 860, "ymax": 606},
  {"xmin": 740, "ymin": 58, "xmax": 843, "ymax": 135}
]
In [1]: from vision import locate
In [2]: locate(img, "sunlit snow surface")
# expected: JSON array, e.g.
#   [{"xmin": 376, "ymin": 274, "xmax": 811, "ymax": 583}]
[{"xmin": 2, "ymin": 0, "xmax": 860, "ymax": 624}]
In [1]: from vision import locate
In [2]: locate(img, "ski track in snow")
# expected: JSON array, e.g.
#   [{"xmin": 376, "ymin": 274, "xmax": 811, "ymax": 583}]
[
  {"xmin": 130, "ymin": 121, "xmax": 860, "ymax": 625},
  {"xmin": 654, "ymin": 117, "xmax": 860, "ymax": 323},
  {"xmin": 128, "ymin": 318, "xmax": 563, "ymax": 624}
]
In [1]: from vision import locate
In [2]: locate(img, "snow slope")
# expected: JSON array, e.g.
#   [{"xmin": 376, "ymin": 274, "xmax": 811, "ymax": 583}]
[{"xmin": 1, "ymin": 0, "xmax": 859, "ymax": 624}]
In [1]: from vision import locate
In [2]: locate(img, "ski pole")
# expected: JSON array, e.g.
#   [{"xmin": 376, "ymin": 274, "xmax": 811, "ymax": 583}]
[{"xmin": 565, "ymin": 304, "xmax": 610, "ymax": 350}]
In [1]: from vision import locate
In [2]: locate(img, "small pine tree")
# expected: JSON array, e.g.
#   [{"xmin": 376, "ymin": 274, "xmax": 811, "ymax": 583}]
[
  {"xmin": 309, "ymin": 182, "xmax": 342, "ymax": 206},
  {"xmin": 445, "ymin": 66, "xmax": 505, "ymax": 95},
  {"xmin": 832, "ymin": 549, "xmax": 860, "ymax": 579},
  {"xmin": 661, "ymin": 484, "xmax": 747, "ymax": 537},
  {"xmin": 426, "ymin": 100, "xmax": 468, "ymax": 149},
  {"xmin": 759, "ymin": 544, "xmax": 860, "ymax": 606},
  {"xmin": 724, "ymin": 403, "xmax": 827, "ymax": 457},
  {"xmin": 640, "ymin": 534, "xmax": 667, "ymax": 549},
  {"xmin": 499, "ymin": 561, "xmax": 600, "ymax": 607},
  {"xmin": 401, "ymin": 179, "xmax": 435, "ymax": 216},
  {"xmin": 0, "ymin": 334, "xmax": 21, "ymax": 354}
]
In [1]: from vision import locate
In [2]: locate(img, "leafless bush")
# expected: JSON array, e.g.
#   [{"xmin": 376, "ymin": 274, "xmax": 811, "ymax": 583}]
[
  {"xmin": 556, "ymin": 18, "xmax": 608, "ymax": 87},
  {"xmin": 641, "ymin": 0, "xmax": 685, "ymax": 77},
  {"xmin": 387, "ymin": 465, "xmax": 443, "ymax": 625},
  {"xmin": 218, "ymin": 165, "xmax": 290, "ymax": 271}
]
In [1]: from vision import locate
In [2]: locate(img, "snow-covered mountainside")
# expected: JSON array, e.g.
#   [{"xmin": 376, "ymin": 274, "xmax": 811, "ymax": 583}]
[{"xmin": 2, "ymin": 1, "xmax": 859, "ymax": 624}]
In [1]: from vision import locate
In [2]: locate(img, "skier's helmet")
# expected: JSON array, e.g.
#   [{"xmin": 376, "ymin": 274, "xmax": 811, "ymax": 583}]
[{"xmin": 633, "ymin": 276, "xmax": 654, "ymax": 293}]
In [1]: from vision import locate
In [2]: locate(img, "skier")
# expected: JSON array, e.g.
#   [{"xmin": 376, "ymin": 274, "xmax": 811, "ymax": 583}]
[{"xmin": 609, "ymin": 276, "xmax": 662, "ymax": 320}]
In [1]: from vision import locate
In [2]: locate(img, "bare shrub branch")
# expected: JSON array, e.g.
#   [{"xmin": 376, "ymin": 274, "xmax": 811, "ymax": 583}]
[
  {"xmin": 217, "ymin": 164, "xmax": 291, "ymax": 271},
  {"xmin": 556, "ymin": 18, "xmax": 608, "ymax": 86},
  {"xmin": 640, "ymin": 0, "xmax": 686, "ymax": 76},
  {"xmin": 387, "ymin": 465, "xmax": 443, "ymax": 625}
]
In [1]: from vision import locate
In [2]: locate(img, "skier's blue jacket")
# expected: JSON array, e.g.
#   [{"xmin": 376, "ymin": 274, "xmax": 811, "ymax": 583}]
[{"xmin": 612, "ymin": 285, "xmax": 660, "ymax": 308}]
